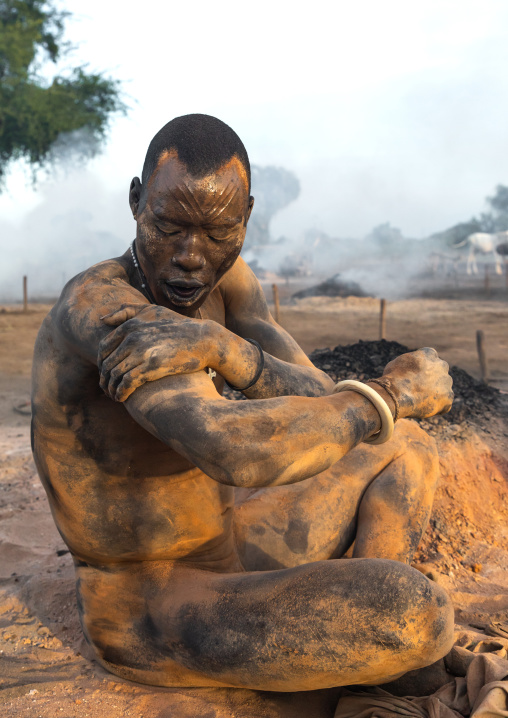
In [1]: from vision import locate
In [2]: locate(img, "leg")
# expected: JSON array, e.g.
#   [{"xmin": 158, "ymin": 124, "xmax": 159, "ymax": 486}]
[
  {"xmin": 234, "ymin": 420, "xmax": 439, "ymax": 570},
  {"xmin": 78, "ymin": 557, "xmax": 454, "ymax": 690},
  {"xmin": 353, "ymin": 422, "xmax": 439, "ymax": 563}
]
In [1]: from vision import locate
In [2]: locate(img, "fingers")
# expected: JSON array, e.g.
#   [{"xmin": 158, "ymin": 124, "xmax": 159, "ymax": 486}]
[
  {"xmin": 113, "ymin": 365, "xmax": 154, "ymax": 402},
  {"xmin": 438, "ymin": 377, "xmax": 454, "ymax": 415},
  {"xmin": 419, "ymin": 346, "xmax": 438, "ymax": 357},
  {"xmin": 97, "ymin": 323, "xmax": 133, "ymax": 367},
  {"xmin": 99, "ymin": 352, "xmax": 137, "ymax": 396},
  {"xmin": 100, "ymin": 303, "xmax": 148, "ymax": 326},
  {"xmin": 99, "ymin": 340, "xmax": 134, "ymax": 383},
  {"xmin": 115, "ymin": 373, "xmax": 139, "ymax": 402},
  {"xmin": 101, "ymin": 357, "xmax": 165, "ymax": 402}
]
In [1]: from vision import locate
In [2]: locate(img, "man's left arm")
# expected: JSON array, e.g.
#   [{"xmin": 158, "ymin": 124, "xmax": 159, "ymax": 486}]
[{"xmin": 219, "ymin": 257, "xmax": 334, "ymax": 398}]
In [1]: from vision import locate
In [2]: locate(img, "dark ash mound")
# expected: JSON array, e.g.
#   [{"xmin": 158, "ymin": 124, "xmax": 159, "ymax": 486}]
[
  {"xmin": 309, "ymin": 339, "xmax": 503, "ymax": 425},
  {"xmin": 292, "ymin": 274, "xmax": 370, "ymax": 300}
]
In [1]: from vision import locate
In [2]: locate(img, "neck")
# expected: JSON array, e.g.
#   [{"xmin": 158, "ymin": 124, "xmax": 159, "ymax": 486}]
[{"xmin": 129, "ymin": 240, "xmax": 157, "ymax": 304}]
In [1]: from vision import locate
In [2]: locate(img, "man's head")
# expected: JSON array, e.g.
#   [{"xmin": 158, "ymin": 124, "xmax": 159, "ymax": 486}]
[{"xmin": 129, "ymin": 114, "xmax": 254, "ymax": 313}]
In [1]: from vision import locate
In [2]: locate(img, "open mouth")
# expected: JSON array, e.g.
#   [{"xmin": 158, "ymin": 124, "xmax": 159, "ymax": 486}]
[{"xmin": 161, "ymin": 279, "xmax": 206, "ymax": 305}]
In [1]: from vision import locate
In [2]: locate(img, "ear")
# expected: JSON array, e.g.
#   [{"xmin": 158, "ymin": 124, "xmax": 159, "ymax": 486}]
[
  {"xmin": 129, "ymin": 177, "xmax": 142, "ymax": 220},
  {"xmin": 245, "ymin": 195, "xmax": 254, "ymax": 224}
]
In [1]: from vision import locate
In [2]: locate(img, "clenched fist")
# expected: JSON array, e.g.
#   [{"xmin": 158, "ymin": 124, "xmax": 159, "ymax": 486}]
[{"xmin": 380, "ymin": 347, "xmax": 454, "ymax": 419}]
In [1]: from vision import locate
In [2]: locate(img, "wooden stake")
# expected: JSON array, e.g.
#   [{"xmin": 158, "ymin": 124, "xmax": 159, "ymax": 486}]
[
  {"xmin": 23, "ymin": 275, "xmax": 28, "ymax": 313},
  {"xmin": 272, "ymin": 283, "xmax": 281, "ymax": 324},
  {"xmin": 476, "ymin": 329, "xmax": 489, "ymax": 383},
  {"xmin": 379, "ymin": 298, "xmax": 386, "ymax": 340}
]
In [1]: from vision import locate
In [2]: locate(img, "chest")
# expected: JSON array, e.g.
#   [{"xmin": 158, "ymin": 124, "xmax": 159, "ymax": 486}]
[{"xmin": 198, "ymin": 286, "xmax": 226, "ymax": 326}]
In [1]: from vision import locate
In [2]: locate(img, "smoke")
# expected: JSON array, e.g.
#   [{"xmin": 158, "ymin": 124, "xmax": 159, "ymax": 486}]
[
  {"xmin": 243, "ymin": 226, "xmax": 434, "ymax": 301},
  {"xmin": 0, "ymin": 161, "xmax": 486, "ymax": 304},
  {"xmin": 0, "ymin": 162, "xmax": 303, "ymax": 302},
  {"xmin": 0, "ymin": 169, "xmax": 132, "ymax": 301},
  {"xmin": 242, "ymin": 172, "xmax": 437, "ymax": 300},
  {"xmin": 47, "ymin": 127, "xmax": 102, "ymax": 169}
]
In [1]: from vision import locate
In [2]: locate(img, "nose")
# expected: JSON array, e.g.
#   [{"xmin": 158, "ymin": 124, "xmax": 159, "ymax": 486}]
[{"xmin": 171, "ymin": 232, "xmax": 206, "ymax": 272}]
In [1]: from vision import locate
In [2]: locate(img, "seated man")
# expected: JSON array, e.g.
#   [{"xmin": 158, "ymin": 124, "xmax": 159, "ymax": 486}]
[{"xmin": 31, "ymin": 113, "xmax": 454, "ymax": 692}]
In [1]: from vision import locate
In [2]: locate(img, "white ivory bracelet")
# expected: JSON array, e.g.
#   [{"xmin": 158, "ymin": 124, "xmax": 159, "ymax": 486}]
[{"xmin": 332, "ymin": 379, "xmax": 394, "ymax": 445}]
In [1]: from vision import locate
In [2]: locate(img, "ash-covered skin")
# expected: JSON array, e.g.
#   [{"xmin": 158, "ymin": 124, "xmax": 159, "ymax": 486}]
[{"xmin": 32, "ymin": 147, "xmax": 455, "ymax": 691}]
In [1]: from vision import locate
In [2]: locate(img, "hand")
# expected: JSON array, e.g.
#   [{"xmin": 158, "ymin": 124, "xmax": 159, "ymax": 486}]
[
  {"xmin": 381, "ymin": 347, "xmax": 453, "ymax": 419},
  {"xmin": 98, "ymin": 303, "xmax": 216, "ymax": 401}
]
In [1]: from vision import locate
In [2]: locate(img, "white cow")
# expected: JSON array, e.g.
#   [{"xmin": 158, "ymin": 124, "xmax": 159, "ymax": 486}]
[{"xmin": 453, "ymin": 232, "xmax": 503, "ymax": 275}]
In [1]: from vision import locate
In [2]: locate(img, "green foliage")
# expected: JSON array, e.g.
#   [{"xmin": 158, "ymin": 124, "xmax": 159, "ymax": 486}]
[{"xmin": 0, "ymin": 0, "xmax": 125, "ymax": 186}]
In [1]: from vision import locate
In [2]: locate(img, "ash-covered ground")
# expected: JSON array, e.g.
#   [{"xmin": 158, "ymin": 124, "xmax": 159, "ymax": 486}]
[{"xmin": 309, "ymin": 339, "xmax": 505, "ymax": 430}]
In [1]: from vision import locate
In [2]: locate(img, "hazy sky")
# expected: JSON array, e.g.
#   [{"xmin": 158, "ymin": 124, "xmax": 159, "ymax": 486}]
[{"xmin": 1, "ymin": 0, "xmax": 508, "ymax": 245}]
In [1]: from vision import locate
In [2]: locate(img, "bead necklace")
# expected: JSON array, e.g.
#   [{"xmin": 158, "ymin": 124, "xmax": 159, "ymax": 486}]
[{"xmin": 129, "ymin": 240, "xmax": 157, "ymax": 304}]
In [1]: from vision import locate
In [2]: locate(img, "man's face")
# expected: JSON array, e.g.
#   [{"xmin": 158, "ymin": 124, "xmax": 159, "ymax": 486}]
[{"xmin": 131, "ymin": 150, "xmax": 253, "ymax": 313}]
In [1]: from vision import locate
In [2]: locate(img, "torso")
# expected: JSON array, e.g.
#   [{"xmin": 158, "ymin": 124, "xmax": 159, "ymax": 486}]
[{"xmin": 31, "ymin": 259, "xmax": 241, "ymax": 572}]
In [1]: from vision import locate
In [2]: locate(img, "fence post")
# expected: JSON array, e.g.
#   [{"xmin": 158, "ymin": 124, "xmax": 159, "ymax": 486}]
[
  {"xmin": 476, "ymin": 329, "xmax": 489, "ymax": 383},
  {"xmin": 379, "ymin": 298, "xmax": 386, "ymax": 340},
  {"xmin": 272, "ymin": 283, "xmax": 281, "ymax": 324}
]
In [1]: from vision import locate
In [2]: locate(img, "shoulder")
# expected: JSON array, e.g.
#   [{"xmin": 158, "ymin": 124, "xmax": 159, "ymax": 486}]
[
  {"xmin": 219, "ymin": 257, "xmax": 266, "ymax": 309},
  {"xmin": 60, "ymin": 256, "xmax": 132, "ymax": 304},
  {"xmin": 49, "ymin": 254, "xmax": 148, "ymax": 362},
  {"xmin": 54, "ymin": 255, "xmax": 139, "ymax": 320}
]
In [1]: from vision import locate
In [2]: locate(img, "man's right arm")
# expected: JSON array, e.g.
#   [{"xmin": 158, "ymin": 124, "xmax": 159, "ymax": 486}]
[
  {"xmin": 123, "ymin": 336, "xmax": 455, "ymax": 488},
  {"xmin": 124, "ymin": 370, "xmax": 385, "ymax": 488},
  {"xmin": 124, "ymin": 346, "xmax": 453, "ymax": 489}
]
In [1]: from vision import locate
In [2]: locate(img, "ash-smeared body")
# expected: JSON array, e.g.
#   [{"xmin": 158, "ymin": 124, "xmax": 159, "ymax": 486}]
[
  {"xmin": 32, "ymin": 114, "xmax": 455, "ymax": 692},
  {"xmin": 32, "ymin": 253, "xmax": 453, "ymax": 690}
]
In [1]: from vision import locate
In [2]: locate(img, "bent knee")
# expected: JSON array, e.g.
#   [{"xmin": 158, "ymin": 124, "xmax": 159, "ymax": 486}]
[
  {"xmin": 361, "ymin": 560, "xmax": 454, "ymax": 669},
  {"xmin": 395, "ymin": 420, "xmax": 439, "ymax": 482},
  {"xmin": 389, "ymin": 561, "xmax": 454, "ymax": 668},
  {"xmin": 395, "ymin": 420, "xmax": 438, "ymax": 456},
  {"xmin": 417, "ymin": 580, "xmax": 454, "ymax": 665}
]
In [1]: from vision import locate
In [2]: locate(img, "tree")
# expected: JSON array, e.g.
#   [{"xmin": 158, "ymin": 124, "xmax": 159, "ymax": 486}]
[
  {"xmin": 365, "ymin": 222, "xmax": 404, "ymax": 252},
  {"xmin": 0, "ymin": 0, "xmax": 125, "ymax": 187},
  {"xmin": 485, "ymin": 184, "xmax": 508, "ymax": 232},
  {"xmin": 245, "ymin": 166, "xmax": 300, "ymax": 248}
]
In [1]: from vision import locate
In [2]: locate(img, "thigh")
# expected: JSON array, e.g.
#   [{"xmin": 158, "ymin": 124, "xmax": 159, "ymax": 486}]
[
  {"xmin": 152, "ymin": 557, "xmax": 453, "ymax": 691},
  {"xmin": 234, "ymin": 420, "xmax": 423, "ymax": 570}
]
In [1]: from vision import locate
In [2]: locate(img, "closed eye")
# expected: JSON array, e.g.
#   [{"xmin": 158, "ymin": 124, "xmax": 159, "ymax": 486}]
[
  {"xmin": 205, "ymin": 227, "xmax": 239, "ymax": 241},
  {"xmin": 156, "ymin": 224, "xmax": 182, "ymax": 236}
]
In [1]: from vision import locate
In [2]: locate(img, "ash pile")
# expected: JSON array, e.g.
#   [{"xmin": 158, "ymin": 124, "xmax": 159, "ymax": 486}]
[
  {"xmin": 292, "ymin": 274, "xmax": 370, "ymax": 300},
  {"xmin": 310, "ymin": 339, "xmax": 504, "ymax": 430}
]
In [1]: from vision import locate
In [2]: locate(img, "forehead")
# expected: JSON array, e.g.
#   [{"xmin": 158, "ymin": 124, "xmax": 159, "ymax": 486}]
[{"xmin": 146, "ymin": 149, "xmax": 249, "ymax": 220}]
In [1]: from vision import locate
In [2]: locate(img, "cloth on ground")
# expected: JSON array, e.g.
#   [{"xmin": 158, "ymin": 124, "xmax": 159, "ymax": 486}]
[{"xmin": 333, "ymin": 628, "xmax": 508, "ymax": 718}]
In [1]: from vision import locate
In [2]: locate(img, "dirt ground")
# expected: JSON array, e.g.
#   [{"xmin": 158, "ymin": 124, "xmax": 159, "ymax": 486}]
[{"xmin": 1, "ymin": 297, "xmax": 507, "ymax": 717}]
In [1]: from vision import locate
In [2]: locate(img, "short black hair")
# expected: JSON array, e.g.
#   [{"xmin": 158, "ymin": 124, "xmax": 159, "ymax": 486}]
[{"xmin": 141, "ymin": 114, "xmax": 251, "ymax": 192}]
